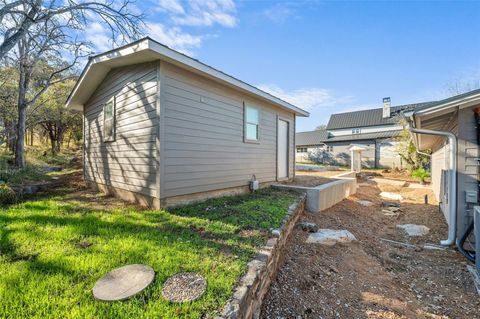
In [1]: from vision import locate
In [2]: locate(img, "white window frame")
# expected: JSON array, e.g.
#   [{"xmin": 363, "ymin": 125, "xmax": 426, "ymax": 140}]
[
  {"xmin": 244, "ymin": 103, "xmax": 260, "ymax": 143},
  {"xmin": 352, "ymin": 128, "xmax": 361, "ymax": 134},
  {"xmin": 103, "ymin": 97, "xmax": 116, "ymax": 142}
]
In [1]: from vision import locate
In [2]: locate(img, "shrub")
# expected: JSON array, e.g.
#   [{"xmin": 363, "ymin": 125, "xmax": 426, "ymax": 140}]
[
  {"xmin": 411, "ymin": 168, "xmax": 430, "ymax": 184},
  {"xmin": 0, "ymin": 184, "xmax": 17, "ymax": 205}
]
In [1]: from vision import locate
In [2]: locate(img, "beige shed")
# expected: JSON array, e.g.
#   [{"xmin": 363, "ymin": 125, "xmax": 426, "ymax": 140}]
[{"xmin": 66, "ymin": 37, "xmax": 309, "ymax": 208}]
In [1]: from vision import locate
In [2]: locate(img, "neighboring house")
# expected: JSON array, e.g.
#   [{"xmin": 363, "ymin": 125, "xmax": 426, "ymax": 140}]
[
  {"xmin": 406, "ymin": 89, "xmax": 479, "ymax": 247},
  {"xmin": 66, "ymin": 37, "xmax": 309, "ymax": 208},
  {"xmin": 295, "ymin": 130, "xmax": 328, "ymax": 163},
  {"xmin": 296, "ymin": 102, "xmax": 432, "ymax": 168}
]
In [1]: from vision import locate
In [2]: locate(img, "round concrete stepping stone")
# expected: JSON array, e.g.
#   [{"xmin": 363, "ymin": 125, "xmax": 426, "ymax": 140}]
[
  {"xmin": 93, "ymin": 264, "xmax": 155, "ymax": 301},
  {"xmin": 162, "ymin": 272, "xmax": 207, "ymax": 302}
]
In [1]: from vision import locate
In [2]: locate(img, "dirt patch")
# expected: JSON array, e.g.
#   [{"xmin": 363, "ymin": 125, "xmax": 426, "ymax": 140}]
[
  {"xmin": 283, "ymin": 174, "xmax": 336, "ymax": 187},
  {"xmin": 261, "ymin": 179, "xmax": 479, "ymax": 319},
  {"xmin": 296, "ymin": 170, "xmax": 346, "ymax": 178}
]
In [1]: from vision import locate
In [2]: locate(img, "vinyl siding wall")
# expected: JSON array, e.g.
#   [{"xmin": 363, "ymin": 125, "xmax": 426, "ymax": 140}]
[
  {"xmin": 456, "ymin": 106, "xmax": 479, "ymax": 237},
  {"xmin": 431, "ymin": 142, "xmax": 447, "ymax": 202},
  {"xmin": 83, "ymin": 62, "xmax": 158, "ymax": 198},
  {"xmin": 160, "ymin": 62, "xmax": 294, "ymax": 198}
]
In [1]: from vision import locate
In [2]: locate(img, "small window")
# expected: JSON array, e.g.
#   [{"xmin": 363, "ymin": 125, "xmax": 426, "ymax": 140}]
[
  {"xmin": 297, "ymin": 147, "xmax": 307, "ymax": 153},
  {"xmin": 352, "ymin": 128, "xmax": 361, "ymax": 134},
  {"xmin": 104, "ymin": 97, "xmax": 115, "ymax": 142},
  {"xmin": 244, "ymin": 104, "xmax": 259, "ymax": 142},
  {"xmin": 326, "ymin": 146, "xmax": 333, "ymax": 152}
]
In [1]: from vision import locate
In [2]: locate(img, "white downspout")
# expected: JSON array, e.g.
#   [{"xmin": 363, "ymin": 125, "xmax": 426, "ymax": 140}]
[{"xmin": 406, "ymin": 124, "xmax": 457, "ymax": 246}]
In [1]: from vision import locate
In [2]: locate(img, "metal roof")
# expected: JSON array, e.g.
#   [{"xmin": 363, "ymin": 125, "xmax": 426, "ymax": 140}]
[
  {"xmin": 295, "ymin": 129, "xmax": 402, "ymax": 146},
  {"xmin": 326, "ymin": 102, "xmax": 433, "ymax": 130},
  {"xmin": 324, "ymin": 130, "xmax": 403, "ymax": 143},
  {"xmin": 296, "ymin": 130, "xmax": 328, "ymax": 146}
]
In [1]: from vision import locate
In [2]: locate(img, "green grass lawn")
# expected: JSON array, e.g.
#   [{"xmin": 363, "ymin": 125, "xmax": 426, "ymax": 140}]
[{"xmin": 0, "ymin": 186, "xmax": 297, "ymax": 318}]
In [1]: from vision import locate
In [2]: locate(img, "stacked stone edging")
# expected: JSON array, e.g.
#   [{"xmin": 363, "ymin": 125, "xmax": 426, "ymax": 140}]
[
  {"xmin": 219, "ymin": 193, "xmax": 306, "ymax": 319},
  {"xmin": 11, "ymin": 180, "xmax": 62, "ymax": 196}
]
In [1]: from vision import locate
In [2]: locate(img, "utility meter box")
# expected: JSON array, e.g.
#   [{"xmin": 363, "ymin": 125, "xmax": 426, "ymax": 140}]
[
  {"xmin": 249, "ymin": 180, "xmax": 259, "ymax": 191},
  {"xmin": 466, "ymin": 191, "xmax": 478, "ymax": 204}
]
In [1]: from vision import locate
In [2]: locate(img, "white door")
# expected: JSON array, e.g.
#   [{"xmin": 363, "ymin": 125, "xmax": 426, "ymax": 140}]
[{"xmin": 277, "ymin": 119, "xmax": 289, "ymax": 179}]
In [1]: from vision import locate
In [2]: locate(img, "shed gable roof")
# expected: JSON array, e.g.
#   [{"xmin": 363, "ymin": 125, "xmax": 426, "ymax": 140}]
[{"xmin": 66, "ymin": 37, "xmax": 309, "ymax": 117}]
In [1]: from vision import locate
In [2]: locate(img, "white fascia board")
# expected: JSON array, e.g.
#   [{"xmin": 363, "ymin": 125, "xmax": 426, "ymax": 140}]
[{"xmin": 415, "ymin": 92, "xmax": 480, "ymax": 117}]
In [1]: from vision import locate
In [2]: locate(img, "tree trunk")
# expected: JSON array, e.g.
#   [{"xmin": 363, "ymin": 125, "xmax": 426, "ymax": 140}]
[
  {"xmin": 14, "ymin": 40, "xmax": 30, "ymax": 168},
  {"xmin": 15, "ymin": 100, "xmax": 27, "ymax": 167},
  {"xmin": 47, "ymin": 125, "xmax": 57, "ymax": 155}
]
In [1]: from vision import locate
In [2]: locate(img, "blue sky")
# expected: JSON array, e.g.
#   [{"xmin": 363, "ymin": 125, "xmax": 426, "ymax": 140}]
[{"xmin": 89, "ymin": 0, "xmax": 480, "ymax": 132}]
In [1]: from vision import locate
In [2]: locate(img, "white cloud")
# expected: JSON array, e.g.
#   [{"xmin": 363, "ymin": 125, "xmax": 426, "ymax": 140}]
[
  {"xmin": 83, "ymin": 22, "xmax": 113, "ymax": 52},
  {"xmin": 166, "ymin": 0, "xmax": 237, "ymax": 28},
  {"xmin": 156, "ymin": 0, "xmax": 185, "ymax": 14},
  {"xmin": 263, "ymin": 3, "xmax": 296, "ymax": 24},
  {"xmin": 257, "ymin": 84, "xmax": 353, "ymax": 111},
  {"xmin": 146, "ymin": 23, "xmax": 203, "ymax": 55}
]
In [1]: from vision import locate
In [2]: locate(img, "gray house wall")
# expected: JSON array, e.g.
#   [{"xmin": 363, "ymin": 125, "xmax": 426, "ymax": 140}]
[
  {"xmin": 83, "ymin": 62, "xmax": 159, "ymax": 206},
  {"xmin": 159, "ymin": 62, "xmax": 294, "ymax": 205},
  {"xmin": 431, "ymin": 142, "xmax": 449, "ymax": 221},
  {"xmin": 429, "ymin": 106, "xmax": 479, "ymax": 239},
  {"xmin": 456, "ymin": 105, "xmax": 479, "ymax": 238}
]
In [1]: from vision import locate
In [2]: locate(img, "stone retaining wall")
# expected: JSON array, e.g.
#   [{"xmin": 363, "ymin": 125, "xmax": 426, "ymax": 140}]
[
  {"xmin": 219, "ymin": 193, "xmax": 306, "ymax": 319},
  {"xmin": 11, "ymin": 179, "xmax": 62, "ymax": 196}
]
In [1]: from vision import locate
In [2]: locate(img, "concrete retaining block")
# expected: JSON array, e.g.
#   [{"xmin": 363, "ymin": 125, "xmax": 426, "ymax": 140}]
[{"xmin": 272, "ymin": 172, "xmax": 357, "ymax": 213}]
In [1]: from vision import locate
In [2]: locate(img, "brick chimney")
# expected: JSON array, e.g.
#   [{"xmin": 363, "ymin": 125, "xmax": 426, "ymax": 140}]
[{"xmin": 382, "ymin": 97, "xmax": 391, "ymax": 118}]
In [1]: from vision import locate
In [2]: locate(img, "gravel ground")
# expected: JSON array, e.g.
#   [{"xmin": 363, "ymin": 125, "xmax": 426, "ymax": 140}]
[{"xmin": 261, "ymin": 178, "xmax": 479, "ymax": 319}]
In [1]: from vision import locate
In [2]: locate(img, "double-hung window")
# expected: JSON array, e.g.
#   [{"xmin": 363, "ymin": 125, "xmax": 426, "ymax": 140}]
[
  {"xmin": 104, "ymin": 97, "xmax": 115, "ymax": 142},
  {"xmin": 244, "ymin": 104, "xmax": 260, "ymax": 142}
]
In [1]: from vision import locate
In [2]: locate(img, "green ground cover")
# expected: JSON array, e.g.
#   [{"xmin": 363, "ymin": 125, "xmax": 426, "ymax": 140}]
[{"xmin": 0, "ymin": 186, "xmax": 297, "ymax": 318}]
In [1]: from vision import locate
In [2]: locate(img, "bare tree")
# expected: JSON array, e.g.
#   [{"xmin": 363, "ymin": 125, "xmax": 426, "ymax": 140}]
[
  {"xmin": 1, "ymin": 0, "xmax": 143, "ymax": 168},
  {"xmin": 0, "ymin": 0, "xmax": 143, "ymax": 60},
  {"xmin": 446, "ymin": 79, "xmax": 480, "ymax": 97}
]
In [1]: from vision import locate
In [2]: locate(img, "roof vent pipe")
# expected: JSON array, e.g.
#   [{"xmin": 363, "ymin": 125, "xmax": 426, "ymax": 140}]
[{"xmin": 406, "ymin": 124, "xmax": 457, "ymax": 246}]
